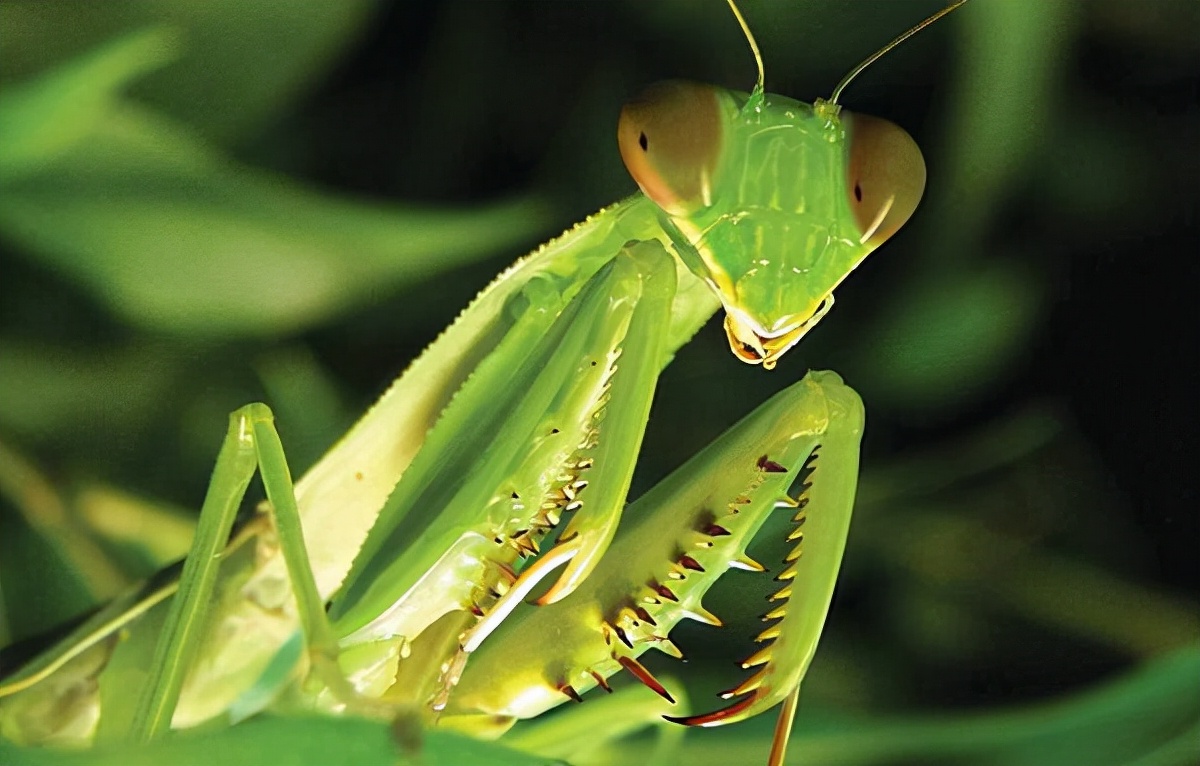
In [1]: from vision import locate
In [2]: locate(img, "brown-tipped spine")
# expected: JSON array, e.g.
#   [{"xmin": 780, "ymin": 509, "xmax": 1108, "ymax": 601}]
[
  {"xmin": 560, "ymin": 684, "xmax": 583, "ymax": 703},
  {"xmin": 653, "ymin": 583, "xmax": 679, "ymax": 602},
  {"xmin": 590, "ymin": 669, "xmax": 613, "ymax": 693},
  {"xmin": 756, "ymin": 455, "xmax": 788, "ymax": 473},
  {"xmin": 617, "ymin": 655, "xmax": 676, "ymax": 704},
  {"xmin": 679, "ymin": 555, "xmax": 705, "ymax": 572}
]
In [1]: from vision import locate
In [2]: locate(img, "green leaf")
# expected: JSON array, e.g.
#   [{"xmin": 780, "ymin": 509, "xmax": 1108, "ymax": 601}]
[
  {"xmin": 1, "ymin": 715, "xmax": 560, "ymax": 766},
  {"xmin": 0, "ymin": 341, "xmax": 180, "ymax": 444},
  {"xmin": 0, "ymin": 28, "xmax": 177, "ymax": 180},
  {"xmin": 0, "ymin": 1, "xmax": 377, "ymax": 144},
  {"xmin": 852, "ymin": 260, "xmax": 1044, "ymax": 414},
  {"xmin": 582, "ymin": 646, "xmax": 1200, "ymax": 766},
  {"xmin": 0, "ymin": 103, "xmax": 553, "ymax": 337},
  {"xmin": 0, "ymin": 509, "xmax": 96, "ymax": 643},
  {"xmin": 916, "ymin": 0, "xmax": 1078, "ymax": 261}
]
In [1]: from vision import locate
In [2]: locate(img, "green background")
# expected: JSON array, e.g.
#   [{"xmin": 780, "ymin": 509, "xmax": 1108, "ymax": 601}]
[{"xmin": 1, "ymin": 1, "xmax": 1197, "ymax": 764}]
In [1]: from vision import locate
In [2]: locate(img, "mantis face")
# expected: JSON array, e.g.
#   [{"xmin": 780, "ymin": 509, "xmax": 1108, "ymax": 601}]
[{"xmin": 619, "ymin": 81, "xmax": 926, "ymax": 368}]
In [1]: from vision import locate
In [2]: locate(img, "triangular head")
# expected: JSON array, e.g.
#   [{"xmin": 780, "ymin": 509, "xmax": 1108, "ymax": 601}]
[{"xmin": 618, "ymin": 80, "xmax": 925, "ymax": 369}]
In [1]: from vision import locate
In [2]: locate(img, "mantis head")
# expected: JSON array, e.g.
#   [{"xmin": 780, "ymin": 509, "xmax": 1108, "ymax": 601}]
[
  {"xmin": 618, "ymin": 83, "xmax": 924, "ymax": 369},
  {"xmin": 617, "ymin": 0, "xmax": 964, "ymax": 369}
]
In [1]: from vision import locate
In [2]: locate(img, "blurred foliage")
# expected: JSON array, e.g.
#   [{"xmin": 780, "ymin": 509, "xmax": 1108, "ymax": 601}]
[
  {"xmin": 0, "ymin": 0, "xmax": 1197, "ymax": 764},
  {"xmin": 1, "ymin": 715, "xmax": 554, "ymax": 766}
]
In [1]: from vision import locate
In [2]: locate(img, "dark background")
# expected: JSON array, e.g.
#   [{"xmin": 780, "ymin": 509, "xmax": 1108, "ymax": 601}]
[{"xmin": 1, "ymin": 1, "xmax": 1197, "ymax": 762}]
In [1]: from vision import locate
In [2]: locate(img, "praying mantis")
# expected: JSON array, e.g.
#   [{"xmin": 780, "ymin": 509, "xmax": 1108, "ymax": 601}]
[{"xmin": 0, "ymin": 1, "xmax": 969, "ymax": 763}]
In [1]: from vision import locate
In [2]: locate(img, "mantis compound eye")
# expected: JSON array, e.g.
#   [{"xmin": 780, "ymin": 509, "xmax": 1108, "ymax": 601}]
[
  {"xmin": 618, "ymin": 80, "xmax": 725, "ymax": 216},
  {"xmin": 844, "ymin": 112, "xmax": 926, "ymax": 248}
]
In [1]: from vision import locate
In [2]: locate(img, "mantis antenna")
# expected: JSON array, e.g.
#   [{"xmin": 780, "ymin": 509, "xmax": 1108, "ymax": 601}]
[
  {"xmin": 828, "ymin": 0, "xmax": 970, "ymax": 105},
  {"xmin": 726, "ymin": 0, "xmax": 765, "ymax": 98}
]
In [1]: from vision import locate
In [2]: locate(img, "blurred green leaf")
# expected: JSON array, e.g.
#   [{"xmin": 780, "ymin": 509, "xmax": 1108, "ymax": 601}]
[
  {"xmin": 0, "ymin": 101, "xmax": 553, "ymax": 337},
  {"xmin": 0, "ymin": 341, "xmax": 180, "ymax": 444},
  {"xmin": 504, "ymin": 683, "xmax": 683, "ymax": 765},
  {"xmin": 0, "ymin": 511, "xmax": 95, "ymax": 643},
  {"xmin": 0, "ymin": 441, "xmax": 132, "ymax": 601},
  {"xmin": 75, "ymin": 486, "xmax": 196, "ymax": 575},
  {"xmin": 0, "ymin": 0, "xmax": 377, "ymax": 145},
  {"xmin": 588, "ymin": 646, "xmax": 1200, "ymax": 766},
  {"xmin": 853, "ymin": 260, "xmax": 1044, "ymax": 412},
  {"xmin": 0, "ymin": 28, "xmax": 176, "ymax": 180},
  {"xmin": 919, "ymin": 0, "xmax": 1077, "ymax": 259},
  {"xmin": 1, "ymin": 714, "xmax": 558, "ymax": 766}
]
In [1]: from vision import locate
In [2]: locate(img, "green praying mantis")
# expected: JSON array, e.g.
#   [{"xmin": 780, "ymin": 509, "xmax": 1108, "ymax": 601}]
[{"xmin": 0, "ymin": 1, "xmax": 969, "ymax": 763}]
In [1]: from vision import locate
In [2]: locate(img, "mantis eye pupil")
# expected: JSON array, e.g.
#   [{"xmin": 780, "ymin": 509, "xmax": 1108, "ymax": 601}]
[
  {"xmin": 639, "ymin": 133, "xmax": 648, "ymax": 151},
  {"xmin": 854, "ymin": 183, "xmax": 862, "ymax": 202}
]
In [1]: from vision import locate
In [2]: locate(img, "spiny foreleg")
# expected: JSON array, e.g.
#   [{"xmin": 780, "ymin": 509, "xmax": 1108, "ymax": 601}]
[{"xmin": 443, "ymin": 370, "xmax": 864, "ymax": 766}]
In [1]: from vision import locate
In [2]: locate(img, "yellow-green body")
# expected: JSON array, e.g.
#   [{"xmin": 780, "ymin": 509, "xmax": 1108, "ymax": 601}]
[{"xmin": 0, "ymin": 4, "xmax": 941, "ymax": 761}]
